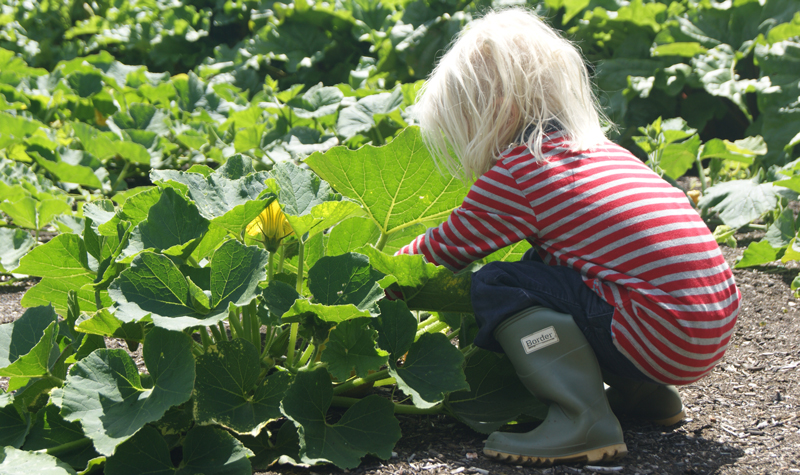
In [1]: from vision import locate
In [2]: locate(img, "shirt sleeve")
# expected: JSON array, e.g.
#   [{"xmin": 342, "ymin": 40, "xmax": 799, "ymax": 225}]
[{"xmin": 395, "ymin": 164, "xmax": 538, "ymax": 271}]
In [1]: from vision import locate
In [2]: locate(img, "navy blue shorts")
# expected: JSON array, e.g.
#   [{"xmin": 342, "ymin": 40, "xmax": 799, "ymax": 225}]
[{"xmin": 470, "ymin": 249, "xmax": 653, "ymax": 382}]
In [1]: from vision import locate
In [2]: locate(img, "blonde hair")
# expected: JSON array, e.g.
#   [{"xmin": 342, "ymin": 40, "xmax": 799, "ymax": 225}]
[{"xmin": 415, "ymin": 8, "xmax": 609, "ymax": 180}]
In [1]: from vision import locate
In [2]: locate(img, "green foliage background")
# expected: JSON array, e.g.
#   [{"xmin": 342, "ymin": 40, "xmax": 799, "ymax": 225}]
[{"xmin": 1, "ymin": 0, "xmax": 800, "ymax": 473}]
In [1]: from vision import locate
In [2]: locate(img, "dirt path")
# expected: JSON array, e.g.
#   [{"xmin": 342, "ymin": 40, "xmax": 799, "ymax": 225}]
[{"xmin": 1, "ymin": 244, "xmax": 798, "ymax": 475}]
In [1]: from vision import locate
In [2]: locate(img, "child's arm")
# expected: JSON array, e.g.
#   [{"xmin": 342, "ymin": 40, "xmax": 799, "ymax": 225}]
[{"xmin": 396, "ymin": 165, "xmax": 536, "ymax": 271}]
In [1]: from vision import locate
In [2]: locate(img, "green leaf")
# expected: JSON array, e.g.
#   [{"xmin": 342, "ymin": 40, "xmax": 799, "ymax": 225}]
[
  {"xmin": 735, "ymin": 240, "xmax": 779, "ymax": 268},
  {"xmin": 210, "ymin": 239, "xmax": 270, "ymax": 310},
  {"xmin": 72, "ymin": 122, "xmax": 150, "ymax": 165},
  {"xmin": 105, "ymin": 425, "xmax": 253, "ymax": 475},
  {"xmin": 306, "ymin": 127, "xmax": 468, "ymax": 237},
  {"xmin": 60, "ymin": 327, "xmax": 195, "ymax": 456},
  {"xmin": 194, "ymin": 340, "xmax": 291, "ymax": 435},
  {"xmin": 233, "ymin": 123, "xmax": 266, "ymax": 153},
  {"xmin": 21, "ymin": 277, "xmax": 112, "ymax": 317},
  {"xmin": 372, "ymin": 300, "xmax": 416, "ymax": 358},
  {"xmin": 172, "ymin": 71, "xmax": 208, "ymax": 113},
  {"xmin": 766, "ymin": 208, "xmax": 796, "ymax": 248},
  {"xmin": 151, "ymin": 155, "xmax": 272, "ymax": 220},
  {"xmin": 291, "ymin": 201, "xmax": 366, "ymax": 242},
  {"xmin": 31, "ymin": 153, "xmax": 103, "ymax": 189},
  {"xmin": 239, "ymin": 421, "xmax": 301, "ymax": 469},
  {"xmin": 261, "ymin": 280, "xmax": 300, "ymax": 322},
  {"xmin": 282, "ymin": 299, "xmax": 371, "ymax": 324},
  {"xmin": 0, "ymin": 196, "xmax": 36, "ymax": 230},
  {"xmin": 656, "ymin": 135, "xmax": 701, "ymax": 180},
  {"xmin": 210, "ymin": 199, "xmax": 271, "ymax": 240},
  {"xmin": 784, "ymin": 238, "xmax": 800, "ymax": 264},
  {"xmin": 0, "ymin": 306, "xmax": 58, "ymax": 377},
  {"xmin": 446, "ymin": 349, "xmax": 545, "ymax": 434},
  {"xmin": 74, "ymin": 309, "xmax": 145, "ymax": 343},
  {"xmin": 113, "ymin": 103, "xmax": 169, "ymax": 134},
  {"xmin": 336, "ymin": 89, "xmax": 403, "ymax": 137},
  {"xmin": 110, "ymin": 240, "xmax": 268, "ymax": 331},
  {"xmin": 390, "ymin": 333, "xmax": 468, "ymax": 409},
  {"xmin": 692, "ymin": 44, "xmax": 769, "ymax": 119},
  {"xmin": 0, "ymin": 446, "xmax": 76, "ymax": 475},
  {"xmin": 0, "ymin": 394, "xmax": 31, "ymax": 449},
  {"xmin": 307, "ymin": 253, "xmax": 385, "ymax": 310},
  {"xmin": 0, "ymin": 321, "xmax": 58, "ymax": 378},
  {"xmin": 363, "ymin": 247, "xmax": 473, "ymax": 313},
  {"xmin": 22, "ymin": 405, "xmax": 99, "ymax": 471},
  {"xmin": 281, "ymin": 367, "xmax": 401, "ymax": 469},
  {"xmin": 651, "ymin": 42, "xmax": 708, "ymax": 57},
  {"xmin": 289, "ymin": 84, "xmax": 344, "ymax": 119},
  {"xmin": 0, "ymin": 197, "xmax": 71, "ymax": 231},
  {"xmin": 483, "ymin": 240, "xmax": 532, "ymax": 264},
  {"xmin": 253, "ymin": 23, "xmax": 329, "ymax": 73},
  {"xmin": 0, "ymin": 227, "xmax": 35, "ymax": 273},
  {"xmin": 98, "ymin": 187, "xmax": 161, "ymax": 236},
  {"xmin": 321, "ymin": 318, "xmax": 388, "ymax": 381},
  {"xmin": 0, "ymin": 112, "xmax": 43, "ymax": 149},
  {"xmin": 83, "ymin": 200, "xmax": 117, "ymax": 231},
  {"xmin": 15, "ymin": 234, "xmax": 92, "ymax": 279},
  {"xmin": 700, "ymin": 138, "xmax": 759, "ymax": 164},
  {"xmin": 697, "ymin": 173, "xmax": 797, "ymax": 229},
  {"xmin": 327, "ymin": 217, "xmax": 381, "ymax": 256},
  {"xmin": 120, "ymin": 187, "xmax": 209, "ymax": 260},
  {"xmin": 269, "ymin": 162, "xmax": 363, "ymax": 239}
]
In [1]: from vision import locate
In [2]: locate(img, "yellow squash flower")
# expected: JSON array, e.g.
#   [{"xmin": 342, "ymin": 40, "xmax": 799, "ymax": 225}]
[{"xmin": 246, "ymin": 201, "xmax": 294, "ymax": 252}]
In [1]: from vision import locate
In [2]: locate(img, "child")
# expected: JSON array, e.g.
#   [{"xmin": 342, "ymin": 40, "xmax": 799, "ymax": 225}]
[{"xmin": 396, "ymin": 8, "xmax": 740, "ymax": 467}]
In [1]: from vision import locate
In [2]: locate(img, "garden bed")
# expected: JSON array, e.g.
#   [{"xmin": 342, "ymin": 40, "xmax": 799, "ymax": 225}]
[{"xmin": 2, "ymin": 241, "xmax": 797, "ymax": 475}]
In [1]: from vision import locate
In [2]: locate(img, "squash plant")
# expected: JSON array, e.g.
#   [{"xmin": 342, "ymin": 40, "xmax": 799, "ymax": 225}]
[{"xmin": 0, "ymin": 126, "xmax": 543, "ymax": 474}]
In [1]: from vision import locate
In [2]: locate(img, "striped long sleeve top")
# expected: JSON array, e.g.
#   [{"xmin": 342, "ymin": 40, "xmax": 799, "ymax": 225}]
[{"xmin": 397, "ymin": 132, "xmax": 740, "ymax": 385}]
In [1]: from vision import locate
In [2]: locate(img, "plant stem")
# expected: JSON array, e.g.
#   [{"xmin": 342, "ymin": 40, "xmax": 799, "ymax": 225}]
[
  {"xmin": 295, "ymin": 239, "xmax": 305, "ymax": 294},
  {"xmin": 286, "ymin": 239, "xmax": 306, "ymax": 368},
  {"xmin": 262, "ymin": 326, "xmax": 276, "ymax": 359},
  {"xmin": 228, "ymin": 306, "xmax": 245, "ymax": 340},
  {"xmin": 417, "ymin": 315, "xmax": 439, "ymax": 331},
  {"xmin": 278, "ymin": 245, "xmax": 286, "ymax": 273},
  {"xmin": 332, "ymin": 369, "xmax": 390, "ymax": 396},
  {"xmin": 297, "ymin": 342, "xmax": 315, "ymax": 367},
  {"xmin": 95, "ymin": 291, "xmax": 103, "ymax": 311},
  {"xmin": 250, "ymin": 300, "xmax": 261, "ymax": 353},
  {"xmin": 199, "ymin": 327, "xmax": 213, "ymax": 348},
  {"xmin": 286, "ymin": 323, "xmax": 300, "ymax": 369},
  {"xmin": 218, "ymin": 321, "xmax": 229, "ymax": 341},
  {"xmin": 267, "ymin": 251, "xmax": 275, "ymax": 281},
  {"xmin": 375, "ymin": 231, "xmax": 388, "ymax": 251},
  {"xmin": 110, "ymin": 161, "xmax": 131, "ymax": 195},
  {"xmin": 242, "ymin": 305, "xmax": 252, "ymax": 343},
  {"xmin": 695, "ymin": 153, "xmax": 708, "ymax": 194},
  {"xmin": 190, "ymin": 341, "xmax": 204, "ymax": 357},
  {"xmin": 210, "ymin": 324, "xmax": 223, "ymax": 344},
  {"xmin": 460, "ymin": 344, "xmax": 478, "ymax": 359},
  {"xmin": 330, "ymin": 396, "xmax": 443, "ymax": 415},
  {"xmin": 44, "ymin": 437, "xmax": 93, "ymax": 457},
  {"xmin": 416, "ymin": 321, "xmax": 449, "ymax": 340}
]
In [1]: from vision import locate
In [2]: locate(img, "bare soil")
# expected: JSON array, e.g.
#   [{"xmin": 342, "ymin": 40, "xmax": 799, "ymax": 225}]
[{"xmin": 1, "ymin": 239, "xmax": 799, "ymax": 475}]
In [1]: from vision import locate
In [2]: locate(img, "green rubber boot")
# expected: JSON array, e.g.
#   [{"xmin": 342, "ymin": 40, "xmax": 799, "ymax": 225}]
[
  {"xmin": 483, "ymin": 307, "xmax": 627, "ymax": 466},
  {"xmin": 602, "ymin": 370, "xmax": 685, "ymax": 426}
]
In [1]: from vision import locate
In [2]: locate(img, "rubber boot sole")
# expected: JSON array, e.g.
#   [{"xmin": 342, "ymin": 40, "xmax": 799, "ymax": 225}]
[{"xmin": 484, "ymin": 443, "xmax": 628, "ymax": 467}]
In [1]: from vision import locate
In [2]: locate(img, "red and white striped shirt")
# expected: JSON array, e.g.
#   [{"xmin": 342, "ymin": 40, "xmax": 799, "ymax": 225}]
[{"xmin": 397, "ymin": 132, "xmax": 740, "ymax": 385}]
